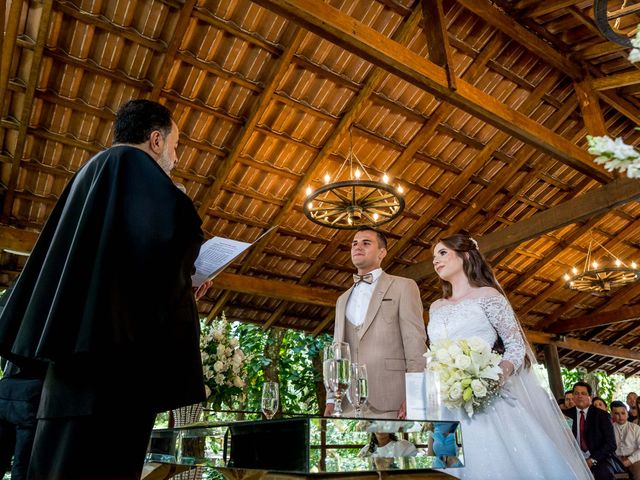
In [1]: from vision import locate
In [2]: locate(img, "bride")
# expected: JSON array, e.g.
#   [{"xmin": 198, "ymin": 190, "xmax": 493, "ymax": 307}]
[{"xmin": 428, "ymin": 234, "xmax": 592, "ymax": 479}]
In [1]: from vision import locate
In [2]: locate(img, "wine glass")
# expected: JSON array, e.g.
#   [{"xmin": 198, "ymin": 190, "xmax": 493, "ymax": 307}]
[
  {"xmin": 261, "ymin": 381, "xmax": 279, "ymax": 420},
  {"xmin": 347, "ymin": 363, "xmax": 368, "ymax": 418},
  {"xmin": 323, "ymin": 342, "xmax": 351, "ymax": 416}
]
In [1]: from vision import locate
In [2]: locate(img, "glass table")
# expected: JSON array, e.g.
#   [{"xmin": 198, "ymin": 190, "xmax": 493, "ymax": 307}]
[{"xmin": 146, "ymin": 416, "xmax": 463, "ymax": 479}]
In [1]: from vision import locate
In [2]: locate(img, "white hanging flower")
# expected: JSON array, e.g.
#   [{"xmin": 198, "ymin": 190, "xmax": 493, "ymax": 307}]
[{"xmin": 587, "ymin": 135, "xmax": 640, "ymax": 178}]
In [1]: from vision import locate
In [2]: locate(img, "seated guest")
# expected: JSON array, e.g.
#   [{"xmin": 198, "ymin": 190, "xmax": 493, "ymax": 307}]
[
  {"xmin": 611, "ymin": 400, "xmax": 640, "ymax": 479},
  {"xmin": 562, "ymin": 389, "xmax": 576, "ymax": 411},
  {"xmin": 593, "ymin": 397, "xmax": 609, "ymax": 413},
  {"xmin": 565, "ymin": 381, "xmax": 619, "ymax": 480}
]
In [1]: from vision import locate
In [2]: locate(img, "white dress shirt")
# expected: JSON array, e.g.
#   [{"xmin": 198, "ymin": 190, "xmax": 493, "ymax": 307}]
[
  {"xmin": 576, "ymin": 407, "xmax": 591, "ymax": 459},
  {"xmin": 346, "ymin": 268, "xmax": 383, "ymax": 327},
  {"xmin": 615, "ymin": 421, "xmax": 640, "ymax": 464}
]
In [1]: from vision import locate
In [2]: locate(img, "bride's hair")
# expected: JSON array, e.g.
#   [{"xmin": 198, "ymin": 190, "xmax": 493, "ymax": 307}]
[
  {"xmin": 436, "ymin": 233, "xmax": 533, "ymax": 368},
  {"xmin": 435, "ymin": 233, "xmax": 504, "ymax": 299}
]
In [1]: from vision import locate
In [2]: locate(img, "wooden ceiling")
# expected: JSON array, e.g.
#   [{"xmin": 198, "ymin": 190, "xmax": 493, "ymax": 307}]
[{"xmin": 2, "ymin": 0, "xmax": 640, "ymax": 375}]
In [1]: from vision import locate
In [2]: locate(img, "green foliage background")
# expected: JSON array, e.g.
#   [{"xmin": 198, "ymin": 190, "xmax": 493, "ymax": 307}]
[{"xmin": 222, "ymin": 321, "xmax": 332, "ymax": 415}]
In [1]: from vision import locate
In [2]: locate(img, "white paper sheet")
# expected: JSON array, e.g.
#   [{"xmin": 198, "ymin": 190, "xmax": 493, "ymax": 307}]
[{"xmin": 191, "ymin": 226, "xmax": 277, "ymax": 287}]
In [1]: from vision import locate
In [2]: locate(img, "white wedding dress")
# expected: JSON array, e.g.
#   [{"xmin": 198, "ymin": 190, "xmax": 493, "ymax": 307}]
[{"xmin": 428, "ymin": 295, "xmax": 593, "ymax": 480}]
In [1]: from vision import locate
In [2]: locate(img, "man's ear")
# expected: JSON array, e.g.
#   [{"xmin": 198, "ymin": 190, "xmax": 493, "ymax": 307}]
[
  {"xmin": 379, "ymin": 248, "xmax": 387, "ymax": 261},
  {"xmin": 149, "ymin": 130, "xmax": 164, "ymax": 154}
]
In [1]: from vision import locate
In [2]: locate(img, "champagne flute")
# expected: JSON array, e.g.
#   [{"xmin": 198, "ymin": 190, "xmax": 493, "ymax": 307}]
[
  {"xmin": 348, "ymin": 363, "xmax": 368, "ymax": 418},
  {"xmin": 327, "ymin": 342, "xmax": 351, "ymax": 416},
  {"xmin": 261, "ymin": 381, "xmax": 279, "ymax": 420}
]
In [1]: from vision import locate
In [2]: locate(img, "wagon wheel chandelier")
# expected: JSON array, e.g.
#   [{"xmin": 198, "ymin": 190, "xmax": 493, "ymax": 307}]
[
  {"xmin": 303, "ymin": 128, "xmax": 405, "ymax": 230},
  {"xmin": 564, "ymin": 237, "xmax": 640, "ymax": 293},
  {"xmin": 594, "ymin": 0, "xmax": 633, "ymax": 47}
]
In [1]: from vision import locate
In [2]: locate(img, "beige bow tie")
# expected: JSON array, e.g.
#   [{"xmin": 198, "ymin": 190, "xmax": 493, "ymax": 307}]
[{"xmin": 353, "ymin": 273, "xmax": 374, "ymax": 285}]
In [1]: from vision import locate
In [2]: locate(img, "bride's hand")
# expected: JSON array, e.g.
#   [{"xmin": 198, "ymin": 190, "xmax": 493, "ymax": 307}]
[{"xmin": 499, "ymin": 360, "xmax": 515, "ymax": 384}]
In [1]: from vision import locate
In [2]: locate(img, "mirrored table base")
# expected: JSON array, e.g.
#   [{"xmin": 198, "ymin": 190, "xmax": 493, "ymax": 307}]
[{"xmin": 146, "ymin": 416, "xmax": 463, "ymax": 479}]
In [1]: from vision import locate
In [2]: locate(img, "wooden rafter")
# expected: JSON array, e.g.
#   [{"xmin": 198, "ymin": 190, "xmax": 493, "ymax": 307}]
[
  {"xmin": 526, "ymin": 330, "xmax": 640, "ymax": 362},
  {"xmin": 1, "ymin": 0, "xmax": 54, "ymax": 221},
  {"xmin": 402, "ymin": 177, "xmax": 640, "ymax": 281},
  {"xmin": 150, "ymin": 0, "xmax": 198, "ymax": 100},
  {"xmin": 384, "ymin": 69, "xmax": 567, "ymax": 266},
  {"xmin": 461, "ymin": 0, "xmax": 640, "ymax": 130},
  {"xmin": 206, "ymin": 4, "xmax": 424, "ymax": 322},
  {"xmin": 422, "ymin": 0, "xmax": 456, "ymax": 89},
  {"xmin": 197, "ymin": 25, "xmax": 304, "ymax": 218},
  {"xmin": 550, "ymin": 304, "xmax": 640, "ymax": 334},
  {"xmin": 592, "ymin": 71, "xmax": 640, "ymax": 91},
  {"xmin": 534, "ymin": 220, "xmax": 640, "ymax": 328},
  {"xmin": 574, "ymin": 79, "xmax": 607, "ymax": 136},
  {"xmin": 435, "ymin": 72, "xmax": 572, "ymax": 240},
  {"xmin": 252, "ymin": 0, "xmax": 610, "ymax": 182}
]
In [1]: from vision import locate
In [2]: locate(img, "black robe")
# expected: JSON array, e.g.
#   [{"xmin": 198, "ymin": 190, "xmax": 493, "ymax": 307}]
[{"xmin": 0, "ymin": 145, "xmax": 205, "ymax": 414}]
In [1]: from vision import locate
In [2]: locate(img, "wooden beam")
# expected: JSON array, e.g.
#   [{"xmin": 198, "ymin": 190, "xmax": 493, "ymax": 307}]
[
  {"xmin": 0, "ymin": 225, "xmax": 38, "ymax": 252},
  {"xmin": 543, "ymin": 344, "xmax": 564, "ymax": 399},
  {"xmin": 592, "ymin": 70, "xmax": 640, "ymax": 91},
  {"xmin": 549, "ymin": 304, "xmax": 640, "ymax": 334},
  {"xmin": 459, "ymin": 0, "xmax": 640, "ymax": 128},
  {"xmin": 525, "ymin": 330, "xmax": 640, "ymax": 362},
  {"xmin": 206, "ymin": 5, "xmax": 424, "ymax": 320},
  {"xmin": 196, "ymin": 25, "xmax": 304, "ymax": 217},
  {"xmin": 456, "ymin": 0, "xmax": 583, "ymax": 79},
  {"xmin": 574, "ymin": 80, "xmax": 607, "ymax": 136},
  {"xmin": 1, "ymin": 0, "xmax": 54, "ymax": 221},
  {"xmin": 252, "ymin": 0, "xmax": 609, "ymax": 182},
  {"xmin": 210, "ymin": 272, "xmax": 339, "ymax": 307},
  {"xmin": 421, "ymin": 0, "xmax": 456, "ymax": 89},
  {"xmin": 150, "ymin": 0, "xmax": 197, "ymax": 99},
  {"xmin": 401, "ymin": 177, "xmax": 640, "ymax": 281}
]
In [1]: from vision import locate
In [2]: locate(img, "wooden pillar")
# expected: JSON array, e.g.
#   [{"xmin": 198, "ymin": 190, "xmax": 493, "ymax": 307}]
[{"xmin": 543, "ymin": 344, "xmax": 564, "ymax": 400}]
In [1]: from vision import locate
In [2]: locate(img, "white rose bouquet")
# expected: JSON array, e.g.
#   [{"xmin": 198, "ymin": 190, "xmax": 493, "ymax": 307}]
[
  {"xmin": 425, "ymin": 337, "xmax": 503, "ymax": 418},
  {"xmin": 200, "ymin": 313, "xmax": 248, "ymax": 409}
]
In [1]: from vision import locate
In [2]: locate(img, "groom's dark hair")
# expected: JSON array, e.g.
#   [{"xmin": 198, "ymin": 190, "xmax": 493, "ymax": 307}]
[{"xmin": 355, "ymin": 226, "xmax": 387, "ymax": 249}]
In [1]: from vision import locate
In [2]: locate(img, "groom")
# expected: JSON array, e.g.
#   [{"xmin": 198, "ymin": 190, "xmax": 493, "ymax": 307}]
[{"xmin": 324, "ymin": 227, "xmax": 426, "ymax": 419}]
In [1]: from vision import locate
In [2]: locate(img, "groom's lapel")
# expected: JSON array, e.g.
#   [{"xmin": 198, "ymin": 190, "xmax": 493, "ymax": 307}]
[{"xmin": 358, "ymin": 272, "xmax": 393, "ymax": 340}]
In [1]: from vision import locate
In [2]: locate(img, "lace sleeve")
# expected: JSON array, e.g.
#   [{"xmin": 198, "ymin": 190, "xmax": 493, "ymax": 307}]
[{"xmin": 478, "ymin": 295, "xmax": 526, "ymax": 371}]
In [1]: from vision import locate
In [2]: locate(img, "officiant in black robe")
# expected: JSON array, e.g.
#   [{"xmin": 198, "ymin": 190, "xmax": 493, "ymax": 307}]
[{"xmin": 0, "ymin": 100, "xmax": 207, "ymax": 480}]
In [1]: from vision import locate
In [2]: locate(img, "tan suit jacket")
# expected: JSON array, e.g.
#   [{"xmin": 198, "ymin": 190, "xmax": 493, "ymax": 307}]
[{"xmin": 334, "ymin": 271, "xmax": 427, "ymax": 413}]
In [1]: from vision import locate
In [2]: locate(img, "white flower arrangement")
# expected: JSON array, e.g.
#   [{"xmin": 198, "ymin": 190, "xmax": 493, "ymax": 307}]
[
  {"xmin": 425, "ymin": 337, "xmax": 503, "ymax": 418},
  {"xmin": 200, "ymin": 313, "xmax": 248, "ymax": 409},
  {"xmin": 587, "ymin": 135, "xmax": 640, "ymax": 178}
]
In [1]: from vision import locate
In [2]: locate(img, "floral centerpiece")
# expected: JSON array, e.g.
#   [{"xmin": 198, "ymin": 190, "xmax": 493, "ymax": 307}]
[
  {"xmin": 425, "ymin": 337, "xmax": 503, "ymax": 418},
  {"xmin": 200, "ymin": 313, "xmax": 248, "ymax": 410}
]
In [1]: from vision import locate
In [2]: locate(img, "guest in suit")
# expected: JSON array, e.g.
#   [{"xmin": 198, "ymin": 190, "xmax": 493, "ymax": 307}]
[
  {"xmin": 323, "ymin": 227, "xmax": 427, "ymax": 419},
  {"xmin": 565, "ymin": 381, "xmax": 619, "ymax": 480}
]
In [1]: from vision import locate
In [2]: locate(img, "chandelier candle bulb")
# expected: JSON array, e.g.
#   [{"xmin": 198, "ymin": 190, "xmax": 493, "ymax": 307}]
[
  {"xmin": 382, "ymin": 174, "xmax": 389, "ymax": 183},
  {"xmin": 354, "ymin": 168, "xmax": 361, "ymax": 179},
  {"xmin": 324, "ymin": 174, "xmax": 330, "ymax": 184},
  {"xmin": 306, "ymin": 186, "xmax": 312, "ymax": 196}
]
